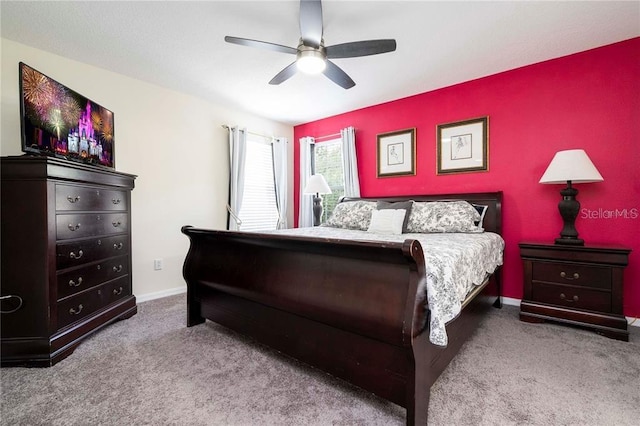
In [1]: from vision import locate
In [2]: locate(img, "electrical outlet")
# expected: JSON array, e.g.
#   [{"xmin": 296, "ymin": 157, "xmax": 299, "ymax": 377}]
[{"xmin": 153, "ymin": 258, "xmax": 163, "ymax": 270}]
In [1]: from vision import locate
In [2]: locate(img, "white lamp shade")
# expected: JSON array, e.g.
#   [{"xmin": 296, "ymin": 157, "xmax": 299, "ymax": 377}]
[
  {"xmin": 539, "ymin": 149, "xmax": 604, "ymax": 184},
  {"xmin": 304, "ymin": 174, "xmax": 332, "ymax": 195}
]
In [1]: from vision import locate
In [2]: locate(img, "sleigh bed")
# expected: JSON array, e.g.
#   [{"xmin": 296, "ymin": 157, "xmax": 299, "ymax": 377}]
[{"xmin": 181, "ymin": 191, "xmax": 503, "ymax": 425}]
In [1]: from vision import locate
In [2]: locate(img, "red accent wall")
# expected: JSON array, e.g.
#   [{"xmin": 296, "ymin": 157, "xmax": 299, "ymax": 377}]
[{"xmin": 294, "ymin": 38, "xmax": 640, "ymax": 317}]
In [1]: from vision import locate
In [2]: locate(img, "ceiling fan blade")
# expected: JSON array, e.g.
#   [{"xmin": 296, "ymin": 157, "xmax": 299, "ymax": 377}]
[
  {"xmin": 326, "ymin": 39, "xmax": 397, "ymax": 59},
  {"xmin": 323, "ymin": 60, "xmax": 355, "ymax": 89},
  {"xmin": 299, "ymin": 0, "xmax": 323, "ymax": 48},
  {"xmin": 269, "ymin": 62, "xmax": 298, "ymax": 85},
  {"xmin": 225, "ymin": 36, "xmax": 298, "ymax": 55}
]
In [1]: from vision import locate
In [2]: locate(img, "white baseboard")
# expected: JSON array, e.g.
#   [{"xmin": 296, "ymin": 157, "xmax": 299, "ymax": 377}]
[
  {"xmin": 501, "ymin": 296, "xmax": 521, "ymax": 307},
  {"xmin": 136, "ymin": 286, "xmax": 186, "ymax": 303},
  {"xmin": 499, "ymin": 296, "xmax": 639, "ymax": 328}
]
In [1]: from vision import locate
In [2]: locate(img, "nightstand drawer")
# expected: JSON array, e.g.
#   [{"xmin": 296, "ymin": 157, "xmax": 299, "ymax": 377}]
[
  {"xmin": 531, "ymin": 262, "xmax": 610, "ymax": 290},
  {"xmin": 531, "ymin": 282, "xmax": 611, "ymax": 312}
]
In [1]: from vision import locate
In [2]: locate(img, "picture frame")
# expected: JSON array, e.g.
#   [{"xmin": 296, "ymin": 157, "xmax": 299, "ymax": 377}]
[
  {"xmin": 377, "ymin": 128, "xmax": 416, "ymax": 177},
  {"xmin": 437, "ymin": 116, "xmax": 488, "ymax": 175}
]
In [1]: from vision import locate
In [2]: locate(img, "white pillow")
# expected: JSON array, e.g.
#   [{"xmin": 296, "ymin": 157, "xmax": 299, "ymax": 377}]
[
  {"xmin": 367, "ymin": 209, "xmax": 406, "ymax": 235},
  {"xmin": 472, "ymin": 204, "xmax": 488, "ymax": 231}
]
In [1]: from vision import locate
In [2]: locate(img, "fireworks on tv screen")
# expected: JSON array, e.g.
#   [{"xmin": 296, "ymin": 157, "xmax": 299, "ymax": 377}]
[{"xmin": 19, "ymin": 62, "xmax": 115, "ymax": 169}]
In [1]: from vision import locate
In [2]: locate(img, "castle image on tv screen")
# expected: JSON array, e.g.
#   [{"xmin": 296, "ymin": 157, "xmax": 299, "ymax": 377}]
[{"xmin": 20, "ymin": 63, "xmax": 115, "ymax": 168}]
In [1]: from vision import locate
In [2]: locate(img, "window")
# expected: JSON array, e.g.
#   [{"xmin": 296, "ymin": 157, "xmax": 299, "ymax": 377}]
[
  {"xmin": 238, "ymin": 137, "xmax": 279, "ymax": 231},
  {"xmin": 313, "ymin": 138, "xmax": 344, "ymax": 222}
]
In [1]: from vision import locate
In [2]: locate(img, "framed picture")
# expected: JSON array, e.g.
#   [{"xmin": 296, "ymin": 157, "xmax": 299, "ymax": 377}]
[
  {"xmin": 377, "ymin": 128, "xmax": 416, "ymax": 177},
  {"xmin": 437, "ymin": 116, "xmax": 488, "ymax": 174}
]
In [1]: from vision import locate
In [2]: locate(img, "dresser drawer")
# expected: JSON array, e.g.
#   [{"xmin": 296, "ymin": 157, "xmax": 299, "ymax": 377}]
[
  {"xmin": 531, "ymin": 281, "xmax": 611, "ymax": 312},
  {"xmin": 57, "ymin": 276, "xmax": 131, "ymax": 330},
  {"xmin": 56, "ymin": 184, "xmax": 128, "ymax": 212},
  {"xmin": 531, "ymin": 262, "xmax": 611, "ymax": 290},
  {"xmin": 103, "ymin": 277, "xmax": 132, "ymax": 306},
  {"xmin": 57, "ymin": 255, "xmax": 130, "ymax": 300},
  {"xmin": 56, "ymin": 235, "xmax": 129, "ymax": 269},
  {"xmin": 56, "ymin": 213, "xmax": 128, "ymax": 240}
]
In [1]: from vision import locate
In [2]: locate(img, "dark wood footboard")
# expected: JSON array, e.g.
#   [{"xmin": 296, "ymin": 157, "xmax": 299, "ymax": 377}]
[
  {"xmin": 182, "ymin": 228, "xmax": 430, "ymax": 408},
  {"xmin": 181, "ymin": 192, "xmax": 502, "ymax": 425}
]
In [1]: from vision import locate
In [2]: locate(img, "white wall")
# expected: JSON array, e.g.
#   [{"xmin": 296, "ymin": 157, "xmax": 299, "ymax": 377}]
[{"xmin": 1, "ymin": 38, "xmax": 294, "ymax": 299}]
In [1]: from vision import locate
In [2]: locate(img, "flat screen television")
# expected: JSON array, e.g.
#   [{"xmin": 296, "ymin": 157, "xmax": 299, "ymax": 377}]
[{"xmin": 19, "ymin": 62, "xmax": 115, "ymax": 169}]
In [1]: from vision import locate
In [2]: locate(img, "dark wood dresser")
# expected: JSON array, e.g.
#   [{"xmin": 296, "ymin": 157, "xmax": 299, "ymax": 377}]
[
  {"xmin": 519, "ymin": 242, "xmax": 631, "ymax": 341},
  {"xmin": 1, "ymin": 156, "xmax": 137, "ymax": 366}
]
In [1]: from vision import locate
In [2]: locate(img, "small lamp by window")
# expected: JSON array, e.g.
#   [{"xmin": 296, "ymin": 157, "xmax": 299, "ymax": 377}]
[
  {"xmin": 539, "ymin": 149, "xmax": 603, "ymax": 245},
  {"xmin": 303, "ymin": 174, "xmax": 332, "ymax": 226}
]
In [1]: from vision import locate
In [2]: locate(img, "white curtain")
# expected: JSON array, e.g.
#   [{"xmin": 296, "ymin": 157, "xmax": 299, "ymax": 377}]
[
  {"xmin": 227, "ymin": 126, "xmax": 247, "ymax": 231},
  {"xmin": 272, "ymin": 137, "xmax": 289, "ymax": 229},
  {"xmin": 298, "ymin": 136, "xmax": 315, "ymax": 227},
  {"xmin": 340, "ymin": 126, "xmax": 360, "ymax": 197}
]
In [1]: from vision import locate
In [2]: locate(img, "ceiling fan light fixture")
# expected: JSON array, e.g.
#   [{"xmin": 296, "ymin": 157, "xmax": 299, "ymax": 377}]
[
  {"xmin": 225, "ymin": 1, "xmax": 396, "ymax": 88},
  {"xmin": 297, "ymin": 49, "xmax": 326, "ymax": 74}
]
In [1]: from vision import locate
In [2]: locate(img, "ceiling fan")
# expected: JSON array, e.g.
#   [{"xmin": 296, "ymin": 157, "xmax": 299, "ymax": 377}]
[{"xmin": 224, "ymin": 0, "xmax": 396, "ymax": 89}]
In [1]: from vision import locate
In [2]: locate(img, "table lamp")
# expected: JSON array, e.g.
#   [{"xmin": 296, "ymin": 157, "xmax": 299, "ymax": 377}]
[
  {"xmin": 303, "ymin": 174, "xmax": 332, "ymax": 226},
  {"xmin": 539, "ymin": 149, "xmax": 603, "ymax": 245}
]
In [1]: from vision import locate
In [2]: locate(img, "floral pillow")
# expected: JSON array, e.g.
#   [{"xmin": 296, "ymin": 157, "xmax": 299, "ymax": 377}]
[
  {"xmin": 406, "ymin": 201, "xmax": 482, "ymax": 233},
  {"xmin": 324, "ymin": 200, "xmax": 376, "ymax": 230}
]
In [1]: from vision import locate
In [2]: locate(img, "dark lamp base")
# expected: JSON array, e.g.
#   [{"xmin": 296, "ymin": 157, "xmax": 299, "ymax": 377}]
[
  {"xmin": 553, "ymin": 182, "xmax": 585, "ymax": 246},
  {"xmin": 312, "ymin": 195, "xmax": 323, "ymax": 227},
  {"xmin": 554, "ymin": 237, "xmax": 584, "ymax": 246}
]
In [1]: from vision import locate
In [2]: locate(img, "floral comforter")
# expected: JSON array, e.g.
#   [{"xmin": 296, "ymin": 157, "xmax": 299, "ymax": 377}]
[{"xmin": 270, "ymin": 227, "xmax": 504, "ymax": 347}]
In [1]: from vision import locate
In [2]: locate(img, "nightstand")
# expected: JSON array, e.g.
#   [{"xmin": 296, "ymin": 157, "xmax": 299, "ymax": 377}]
[{"xmin": 519, "ymin": 242, "xmax": 631, "ymax": 341}]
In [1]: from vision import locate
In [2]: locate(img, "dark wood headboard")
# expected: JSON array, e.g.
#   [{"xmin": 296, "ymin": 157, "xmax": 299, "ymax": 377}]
[{"xmin": 341, "ymin": 191, "xmax": 503, "ymax": 235}]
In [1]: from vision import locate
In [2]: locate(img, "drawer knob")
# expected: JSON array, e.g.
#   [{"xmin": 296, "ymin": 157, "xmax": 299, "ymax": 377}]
[
  {"xmin": 113, "ymin": 265, "xmax": 123, "ymax": 273},
  {"xmin": 112, "ymin": 198, "xmax": 121, "ymax": 204},
  {"xmin": 67, "ymin": 195, "xmax": 81, "ymax": 203},
  {"xmin": 69, "ymin": 304, "xmax": 84, "ymax": 315},
  {"xmin": 113, "ymin": 287, "xmax": 124, "ymax": 296},
  {"xmin": 70, "ymin": 250, "xmax": 84, "ymax": 259},
  {"xmin": 560, "ymin": 293, "xmax": 579, "ymax": 302},
  {"xmin": 68, "ymin": 277, "xmax": 83, "ymax": 287},
  {"xmin": 560, "ymin": 271, "xmax": 579, "ymax": 280},
  {"xmin": 113, "ymin": 242, "xmax": 123, "ymax": 250},
  {"xmin": 68, "ymin": 223, "xmax": 81, "ymax": 231},
  {"xmin": 112, "ymin": 221, "xmax": 122, "ymax": 228}
]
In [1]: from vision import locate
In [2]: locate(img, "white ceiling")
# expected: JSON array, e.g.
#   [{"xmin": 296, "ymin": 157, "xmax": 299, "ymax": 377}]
[{"xmin": 2, "ymin": 1, "xmax": 638, "ymax": 126}]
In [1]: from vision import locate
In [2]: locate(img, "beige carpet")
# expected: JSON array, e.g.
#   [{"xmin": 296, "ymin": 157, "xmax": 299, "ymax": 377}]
[{"xmin": 1, "ymin": 294, "xmax": 638, "ymax": 425}]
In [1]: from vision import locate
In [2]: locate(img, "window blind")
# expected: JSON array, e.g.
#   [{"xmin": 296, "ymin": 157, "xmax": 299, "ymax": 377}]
[
  {"xmin": 238, "ymin": 139, "xmax": 279, "ymax": 231},
  {"xmin": 314, "ymin": 139, "xmax": 345, "ymax": 222}
]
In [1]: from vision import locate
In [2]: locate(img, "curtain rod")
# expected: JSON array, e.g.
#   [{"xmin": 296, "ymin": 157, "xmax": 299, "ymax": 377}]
[
  {"xmin": 313, "ymin": 132, "xmax": 341, "ymax": 141},
  {"xmin": 221, "ymin": 124, "xmax": 273, "ymax": 140}
]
